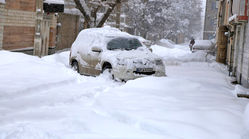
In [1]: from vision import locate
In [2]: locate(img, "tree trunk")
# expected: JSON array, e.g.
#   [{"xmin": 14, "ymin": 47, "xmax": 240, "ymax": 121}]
[
  {"xmin": 74, "ymin": 0, "xmax": 120, "ymax": 29},
  {"xmin": 116, "ymin": 0, "xmax": 121, "ymax": 29},
  {"xmin": 97, "ymin": 2, "xmax": 118, "ymax": 27},
  {"xmin": 73, "ymin": 0, "xmax": 93, "ymax": 27}
]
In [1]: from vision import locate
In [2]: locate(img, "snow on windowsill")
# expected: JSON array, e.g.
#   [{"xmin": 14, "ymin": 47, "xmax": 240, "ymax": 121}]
[
  {"xmin": 44, "ymin": 0, "xmax": 64, "ymax": 5},
  {"xmin": 229, "ymin": 14, "xmax": 237, "ymax": 22}
]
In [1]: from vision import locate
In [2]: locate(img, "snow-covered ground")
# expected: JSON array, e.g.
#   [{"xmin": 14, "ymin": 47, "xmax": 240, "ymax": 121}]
[{"xmin": 0, "ymin": 43, "xmax": 249, "ymax": 139}]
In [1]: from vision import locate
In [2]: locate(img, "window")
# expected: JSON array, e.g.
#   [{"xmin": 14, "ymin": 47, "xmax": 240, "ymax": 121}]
[
  {"xmin": 216, "ymin": 1, "xmax": 219, "ymax": 9},
  {"xmin": 212, "ymin": 2, "xmax": 216, "ymax": 10},
  {"xmin": 107, "ymin": 37, "xmax": 142, "ymax": 50}
]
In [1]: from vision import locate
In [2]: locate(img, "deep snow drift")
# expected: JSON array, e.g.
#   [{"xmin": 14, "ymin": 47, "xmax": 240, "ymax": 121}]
[{"xmin": 0, "ymin": 43, "xmax": 248, "ymax": 139}]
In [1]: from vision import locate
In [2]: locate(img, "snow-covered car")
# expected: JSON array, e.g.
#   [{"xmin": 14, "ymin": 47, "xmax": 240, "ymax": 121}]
[
  {"xmin": 156, "ymin": 39, "xmax": 175, "ymax": 48},
  {"xmin": 69, "ymin": 26, "xmax": 166, "ymax": 81},
  {"xmin": 192, "ymin": 40, "xmax": 215, "ymax": 53}
]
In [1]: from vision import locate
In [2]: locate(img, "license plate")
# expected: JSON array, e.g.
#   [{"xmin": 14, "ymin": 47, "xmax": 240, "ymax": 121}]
[{"xmin": 136, "ymin": 68, "xmax": 153, "ymax": 72}]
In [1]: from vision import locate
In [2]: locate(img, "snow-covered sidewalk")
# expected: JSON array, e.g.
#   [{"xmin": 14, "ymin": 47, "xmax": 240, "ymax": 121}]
[{"xmin": 0, "ymin": 44, "xmax": 248, "ymax": 139}]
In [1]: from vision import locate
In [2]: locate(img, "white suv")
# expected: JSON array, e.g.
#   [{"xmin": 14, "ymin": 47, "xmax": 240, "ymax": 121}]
[{"xmin": 69, "ymin": 27, "xmax": 166, "ymax": 81}]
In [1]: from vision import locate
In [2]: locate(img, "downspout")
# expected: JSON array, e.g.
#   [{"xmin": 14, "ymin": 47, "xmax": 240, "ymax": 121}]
[
  {"xmin": 229, "ymin": 0, "xmax": 234, "ymax": 76},
  {"xmin": 245, "ymin": 0, "xmax": 248, "ymax": 17},
  {"xmin": 230, "ymin": 26, "xmax": 236, "ymax": 76},
  {"xmin": 228, "ymin": 31, "xmax": 232, "ymax": 76},
  {"xmin": 239, "ymin": 23, "xmax": 246, "ymax": 83}
]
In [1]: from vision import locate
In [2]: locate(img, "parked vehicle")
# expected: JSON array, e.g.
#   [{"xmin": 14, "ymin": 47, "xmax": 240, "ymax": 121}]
[
  {"xmin": 69, "ymin": 27, "xmax": 166, "ymax": 81},
  {"xmin": 192, "ymin": 40, "xmax": 215, "ymax": 53}
]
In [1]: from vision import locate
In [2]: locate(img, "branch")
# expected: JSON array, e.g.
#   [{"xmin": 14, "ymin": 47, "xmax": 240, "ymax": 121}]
[
  {"xmin": 74, "ymin": 0, "xmax": 93, "ymax": 27},
  {"xmin": 97, "ymin": 0, "xmax": 119, "ymax": 27}
]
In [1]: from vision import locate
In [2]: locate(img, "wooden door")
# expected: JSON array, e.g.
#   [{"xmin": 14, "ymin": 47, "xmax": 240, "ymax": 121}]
[{"xmin": 40, "ymin": 20, "xmax": 50, "ymax": 56}]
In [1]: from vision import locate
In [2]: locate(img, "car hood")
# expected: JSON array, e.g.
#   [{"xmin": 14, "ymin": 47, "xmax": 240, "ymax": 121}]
[
  {"xmin": 100, "ymin": 48, "xmax": 163, "ymax": 68},
  {"xmin": 103, "ymin": 48, "xmax": 158, "ymax": 59}
]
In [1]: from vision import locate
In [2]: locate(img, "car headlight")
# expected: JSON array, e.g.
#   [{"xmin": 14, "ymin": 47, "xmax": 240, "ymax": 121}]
[
  {"xmin": 155, "ymin": 59, "xmax": 163, "ymax": 66},
  {"xmin": 117, "ymin": 58, "xmax": 127, "ymax": 66}
]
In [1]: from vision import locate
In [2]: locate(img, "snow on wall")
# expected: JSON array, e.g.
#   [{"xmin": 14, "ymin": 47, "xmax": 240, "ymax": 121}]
[{"xmin": 44, "ymin": 0, "xmax": 64, "ymax": 4}]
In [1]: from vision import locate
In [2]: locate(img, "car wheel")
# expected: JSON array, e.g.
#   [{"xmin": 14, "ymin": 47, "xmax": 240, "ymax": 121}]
[
  {"xmin": 102, "ymin": 66, "xmax": 114, "ymax": 80},
  {"xmin": 72, "ymin": 61, "xmax": 79, "ymax": 73}
]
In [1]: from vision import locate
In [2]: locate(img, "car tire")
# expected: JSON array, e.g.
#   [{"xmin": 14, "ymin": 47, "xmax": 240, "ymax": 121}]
[
  {"xmin": 72, "ymin": 61, "xmax": 79, "ymax": 73},
  {"xmin": 102, "ymin": 66, "xmax": 114, "ymax": 80}
]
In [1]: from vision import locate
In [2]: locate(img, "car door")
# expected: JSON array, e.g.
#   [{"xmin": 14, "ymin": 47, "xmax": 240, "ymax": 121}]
[
  {"xmin": 79, "ymin": 50, "xmax": 92, "ymax": 75},
  {"xmin": 88, "ymin": 50, "xmax": 101, "ymax": 75},
  {"xmin": 78, "ymin": 36, "xmax": 94, "ymax": 76}
]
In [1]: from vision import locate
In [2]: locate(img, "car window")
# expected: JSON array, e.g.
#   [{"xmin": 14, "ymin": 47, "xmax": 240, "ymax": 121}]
[{"xmin": 107, "ymin": 37, "xmax": 142, "ymax": 50}]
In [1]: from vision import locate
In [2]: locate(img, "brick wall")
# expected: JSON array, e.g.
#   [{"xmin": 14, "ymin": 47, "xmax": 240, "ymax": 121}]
[
  {"xmin": 3, "ymin": 26, "xmax": 35, "ymax": 50},
  {"xmin": 0, "ymin": 3, "xmax": 4, "ymax": 49},
  {"xmin": 2, "ymin": 9, "xmax": 36, "ymax": 27},
  {"xmin": 5, "ymin": 0, "xmax": 36, "ymax": 12},
  {"xmin": 1, "ymin": 0, "xmax": 36, "ymax": 50}
]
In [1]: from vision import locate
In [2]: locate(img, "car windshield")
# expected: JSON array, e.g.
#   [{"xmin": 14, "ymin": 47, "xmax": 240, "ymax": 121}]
[{"xmin": 107, "ymin": 37, "xmax": 142, "ymax": 50}]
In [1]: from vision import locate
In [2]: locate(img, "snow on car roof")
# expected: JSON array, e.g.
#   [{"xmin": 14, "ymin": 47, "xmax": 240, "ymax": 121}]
[
  {"xmin": 77, "ymin": 26, "xmax": 132, "ymax": 39},
  {"xmin": 71, "ymin": 26, "xmax": 145, "ymax": 57}
]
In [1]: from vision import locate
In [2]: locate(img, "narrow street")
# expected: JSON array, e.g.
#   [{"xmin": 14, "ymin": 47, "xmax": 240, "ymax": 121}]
[{"xmin": 0, "ymin": 44, "xmax": 248, "ymax": 139}]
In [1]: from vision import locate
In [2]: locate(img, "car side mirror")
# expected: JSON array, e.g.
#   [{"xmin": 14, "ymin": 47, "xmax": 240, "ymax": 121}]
[
  {"xmin": 149, "ymin": 48, "xmax": 153, "ymax": 52},
  {"xmin": 92, "ymin": 47, "xmax": 103, "ymax": 53}
]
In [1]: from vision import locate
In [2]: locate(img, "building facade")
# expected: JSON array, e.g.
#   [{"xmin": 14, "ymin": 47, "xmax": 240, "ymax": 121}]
[
  {"xmin": 0, "ymin": 0, "xmax": 132, "ymax": 56},
  {"xmin": 216, "ymin": 0, "xmax": 249, "ymax": 88},
  {"xmin": 203, "ymin": 0, "xmax": 219, "ymax": 40},
  {"xmin": 0, "ymin": 0, "xmax": 63, "ymax": 56}
]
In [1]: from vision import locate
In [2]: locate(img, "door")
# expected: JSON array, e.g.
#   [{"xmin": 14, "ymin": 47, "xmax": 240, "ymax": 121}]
[
  {"xmin": 89, "ymin": 51, "xmax": 102, "ymax": 75},
  {"xmin": 40, "ymin": 20, "xmax": 50, "ymax": 56}
]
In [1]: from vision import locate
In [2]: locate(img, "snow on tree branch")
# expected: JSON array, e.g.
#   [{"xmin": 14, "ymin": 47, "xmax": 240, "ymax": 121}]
[{"xmin": 74, "ymin": 0, "xmax": 119, "ymax": 28}]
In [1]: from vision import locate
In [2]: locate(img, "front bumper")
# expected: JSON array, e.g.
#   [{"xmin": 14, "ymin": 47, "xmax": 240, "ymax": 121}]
[{"xmin": 113, "ymin": 66, "xmax": 166, "ymax": 81}]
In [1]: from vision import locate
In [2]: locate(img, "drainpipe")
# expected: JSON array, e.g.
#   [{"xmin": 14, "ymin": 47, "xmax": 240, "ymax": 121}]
[
  {"xmin": 239, "ymin": 23, "xmax": 246, "ymax": 84},
  {"xmin": 229, "ymin": 30, "xmax": 233, "ymax": 76}
]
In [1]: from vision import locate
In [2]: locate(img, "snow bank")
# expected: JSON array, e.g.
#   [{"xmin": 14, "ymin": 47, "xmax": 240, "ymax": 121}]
[
  {"xmin": 0, "ymin": 50, "xmax": 77, "ymax": 96},
  {"xmin": 0, "ymin": 39, "xmax": 248, "ymax": 139},
  {"xmin": 233, "ymin": 85, "xmax": 249, "ymax": 96},
  {"xmin": 0, "ymin": 50, "xmax": 248, "ymax": 139},
  {"xmin": 151, "ymin": 44, "xmax": 215, "ymax": 65},
  {"xmin": 156, "ymin": 39, "xmax": 175, "ymax": 48}
]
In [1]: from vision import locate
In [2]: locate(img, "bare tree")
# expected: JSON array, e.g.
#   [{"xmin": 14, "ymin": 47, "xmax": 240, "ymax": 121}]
[{"xmin": 74, "ymin": 0, "xmax": 121, "ymax": 28}]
